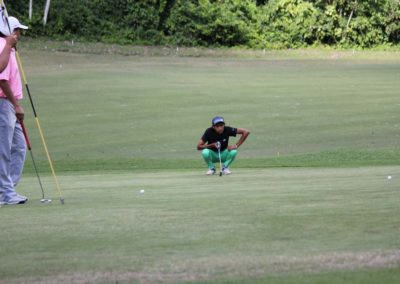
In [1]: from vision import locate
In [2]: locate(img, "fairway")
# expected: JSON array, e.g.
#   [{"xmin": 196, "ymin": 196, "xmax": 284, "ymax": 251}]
[
  {"xmin": 0, "ymin": 47, "xmax": 399, "ymax": 283},
  {"xmin": 17, "ymin": 49, "xmax": 400, "ymax": 169}
]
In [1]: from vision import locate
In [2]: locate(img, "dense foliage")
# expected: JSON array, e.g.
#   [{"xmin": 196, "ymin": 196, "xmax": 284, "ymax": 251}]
[{"xmin": 6, "ymin": 0, "xmax": 400, "ymax": 48}]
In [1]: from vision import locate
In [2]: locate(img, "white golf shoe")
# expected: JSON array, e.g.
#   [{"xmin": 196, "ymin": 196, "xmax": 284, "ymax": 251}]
[
  {"xmin": 206, "ymin": 168, "xmax": 216, "ymax": 175},
  {"xmin": 222, "ymin": 167, "xmax": 231, "ymax": 175},
  {"xmin": 4, "ymin": 194, "xmax": 27, "ymax": 205},
  {"xmin": 16, "ymin": 194, "xmax": 28, "ymax": 202}
]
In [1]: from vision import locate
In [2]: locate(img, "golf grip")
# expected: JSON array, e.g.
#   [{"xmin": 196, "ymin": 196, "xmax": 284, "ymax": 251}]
[{"xmin": 20, "ymin": 121, "xmax": 31, "ymax": 150}]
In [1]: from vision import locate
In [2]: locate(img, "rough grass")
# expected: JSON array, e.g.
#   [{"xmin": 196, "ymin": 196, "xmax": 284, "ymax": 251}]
[{"xmin": 20, "ymin": 38, "xmax": 400, "ymax": 59}]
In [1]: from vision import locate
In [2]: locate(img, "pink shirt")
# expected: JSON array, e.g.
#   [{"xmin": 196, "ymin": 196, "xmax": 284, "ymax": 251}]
[{"xmin": 0, "ymin": 38, "xmax": 23, "ymax": 100}]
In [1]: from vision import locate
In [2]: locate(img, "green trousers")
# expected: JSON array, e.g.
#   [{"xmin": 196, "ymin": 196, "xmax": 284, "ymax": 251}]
[{"xmin": 201, "ymin": 149, "xmax": 237, "ymax": 169}]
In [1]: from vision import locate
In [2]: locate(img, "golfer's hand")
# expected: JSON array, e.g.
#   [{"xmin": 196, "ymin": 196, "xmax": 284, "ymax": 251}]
[
  {"xmin": 228, "ymin": 145, "xmax": 238, "ymax": 150},
  {"xmin": 215, "ymin": 142, "xmax": 221, "ymax": 149},
  {"xmin": 5, "ymin": 35, "xmax": 18, "ymax": 48},
  {"xmin": 15, "ymin": 105, "xmax": 24, "ymax": 122}
]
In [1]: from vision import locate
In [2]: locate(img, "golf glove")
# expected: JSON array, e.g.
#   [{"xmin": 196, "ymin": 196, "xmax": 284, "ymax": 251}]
[{"xmin": 216, "ymin": 141, "xmax": 221, "ymax": 149}]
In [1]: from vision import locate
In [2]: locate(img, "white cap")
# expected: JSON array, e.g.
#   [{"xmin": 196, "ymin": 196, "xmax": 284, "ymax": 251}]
[
  {"xmin": 0, "ymin": 16, "xmax": 28, "ymax": 36},
  {"xmin": 8, "ymin": 16, "xmax": 28, "ymax": 32}
]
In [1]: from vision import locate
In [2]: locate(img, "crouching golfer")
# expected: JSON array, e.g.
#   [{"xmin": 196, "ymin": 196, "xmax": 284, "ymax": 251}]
[{"xmin": 197, "ymin": 116, "xmax": 249, "ymax": 175}]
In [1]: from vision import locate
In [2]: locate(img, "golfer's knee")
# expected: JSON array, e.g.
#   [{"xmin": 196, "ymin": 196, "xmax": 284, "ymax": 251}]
[
  {"xmin": 229, "ymin": 149, "xmax": 238, "ymax": 158},
  {"xmin": 202, "ymin": 149, "xmax": 211, "ymax": 160}
]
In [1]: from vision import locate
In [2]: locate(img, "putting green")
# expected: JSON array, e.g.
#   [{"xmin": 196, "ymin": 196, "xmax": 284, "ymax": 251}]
[{"xmin": 1, "ymin": 167, "xmax": 399, "ymax": 283}]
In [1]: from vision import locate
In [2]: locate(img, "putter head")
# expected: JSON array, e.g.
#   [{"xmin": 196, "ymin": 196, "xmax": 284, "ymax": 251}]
[
  {"xmin": 219, "ymin": 172, "xmax": 222, "ymax": 177},
  {"xmin": 60, "ymin": 198, "xmax": 65, "ymax": 205},
  {"xmin": 40, "ymin": 198, "xmax": 52, "ymax": 204}
]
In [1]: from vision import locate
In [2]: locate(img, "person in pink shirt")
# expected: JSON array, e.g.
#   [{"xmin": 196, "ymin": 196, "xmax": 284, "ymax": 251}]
[
  {"xmin": 0, "ymin": 35, "xmax": 17, "ymax": 70},
  {"xmin": 0, "ymin": 16, "xmax": 28, "ymax": 205}
]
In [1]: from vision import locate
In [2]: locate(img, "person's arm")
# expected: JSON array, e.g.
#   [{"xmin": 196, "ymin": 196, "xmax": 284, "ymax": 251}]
[
  {"xmin": 0, "ymin": 36, "xmax": 17, "ymax": 72},
  {"xmin": 0, "ymin": 80, "xmax": 24, "ymax": 121},
  {"xmin": 197, "ymin": 139, "xmax": 219, "ymax": 151},
  {"xmin": 228, "ymin": 127, "xmax": 250, "ymax": 150}
]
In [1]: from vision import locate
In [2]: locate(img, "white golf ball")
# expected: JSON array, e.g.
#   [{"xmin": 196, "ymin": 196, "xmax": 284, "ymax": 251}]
[
  {"xmin": 387, "ymin": 175, "xmax": 392, "ymax": 180},
  {"xmin": 140, "ymin": 189, "xmax": 145, "ymax": 193}
]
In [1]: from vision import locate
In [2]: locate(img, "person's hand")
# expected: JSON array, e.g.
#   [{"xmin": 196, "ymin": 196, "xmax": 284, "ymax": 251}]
[
  {"xmin": 5, "ymin": 35, "xmax": 18, "ymax": 48},
  {"xmin": 215, "ymin": 141, "xmax": 221, "ymax": 149},
  {"xmin": 228, "ymin": 144, "xmax": 238, "ymax": 150},
  {"xmin": 15, "ymin": 105, "xmax": 24, "ymax": 122}
]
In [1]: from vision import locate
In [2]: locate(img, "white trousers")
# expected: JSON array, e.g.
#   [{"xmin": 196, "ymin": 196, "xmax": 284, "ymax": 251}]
[{"xmin": 0, "ymin": 99, "xmax": 26, "ymax": 201}]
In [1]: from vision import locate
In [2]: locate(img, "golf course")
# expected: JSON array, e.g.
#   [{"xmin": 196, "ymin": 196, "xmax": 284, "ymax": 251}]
[{"xmin": 0, "ymin": 44, "xmax": 399, "ymax": 283}]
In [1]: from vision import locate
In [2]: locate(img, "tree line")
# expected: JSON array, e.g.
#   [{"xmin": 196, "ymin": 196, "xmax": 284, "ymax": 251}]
[{"xmin": 6, "ymin": 0, "xmax": 400, "ymax": 48}]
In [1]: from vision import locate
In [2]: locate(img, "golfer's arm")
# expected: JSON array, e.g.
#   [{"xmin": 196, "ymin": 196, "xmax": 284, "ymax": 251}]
[
  {"xmin": 197, "ymin": 139, "xmax": 206, "ymax": 150},
  {"xmin": 197, "ymin": 139, "xmax": 215, "ymax": 150},
  {"xmin": 0, "ymin": 80, "xmax": 19, "ymax": 108},
  {"xmin": 235, "ymin": 128, "xmax": 250, "ymax": 148},
  {"xmin": 0, "ymin": 43, "xmax": 12, "ymax": 72}
]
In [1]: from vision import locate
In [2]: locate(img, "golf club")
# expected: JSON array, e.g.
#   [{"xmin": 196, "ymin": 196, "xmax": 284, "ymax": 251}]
[
  {"xmin": 1, "ymin": 0, "xmax": 64, "ymax": 204},
  {"xmin": 216, "ymin": 141, "xmax": 223, "ymax": 177},
  {"xmin": 20, "ymin": 121, "xmax": 51, "ymax": 204}
]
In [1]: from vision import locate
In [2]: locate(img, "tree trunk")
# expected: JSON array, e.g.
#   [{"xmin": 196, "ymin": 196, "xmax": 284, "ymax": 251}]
[
  {"xmin": 29, "ymin": 0, "xmax": 33, "ymax": 20},
  {"xmin": 346, "ymin": 1, "xmax": 357, "ymax": 31},
  {"xmin": 43, "ymin": 0, "xmax": 51, "ymax": 26},
  {"xmin": 346, "ymin": 9, "xmax": 354, "ymax": 30},
  {"xmin": 156, "ymin": 0, "xmax": 161, "ymax": 10},
  {"xmin": 157, "ymin": 0, "xmax": 177, "ymax": 32}
]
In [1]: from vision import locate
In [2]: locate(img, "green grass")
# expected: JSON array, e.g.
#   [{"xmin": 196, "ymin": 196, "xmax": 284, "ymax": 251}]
[
  {"xmin": 196, "ymin": 268, "xmax": 400, "ymax": 284},
  {"xmin": 16, "ymin": 47, "xmax": 400, "ymax": 171},
  {"xmin": 1, "ymin": 167, "xmax": 400, "ymax": 283},
  {"xmin": 0, "ymin": 46, "xmax": 399, "ymax": 283}
]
